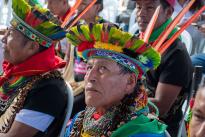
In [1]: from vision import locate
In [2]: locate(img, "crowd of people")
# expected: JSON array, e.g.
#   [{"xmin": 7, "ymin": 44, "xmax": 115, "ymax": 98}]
[{"xmin": 0, "ymin": 0, "xmax": 205, "ymax": 137}]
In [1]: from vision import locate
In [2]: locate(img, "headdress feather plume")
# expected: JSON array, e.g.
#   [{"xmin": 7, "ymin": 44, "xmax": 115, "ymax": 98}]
[{"xmin": 11, "ymin": 0, "xmax": 67, "ymax": 48}]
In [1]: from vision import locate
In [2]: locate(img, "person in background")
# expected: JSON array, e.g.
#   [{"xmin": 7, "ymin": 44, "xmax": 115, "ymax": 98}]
[
  {"xmin": 47, "ymin": 0, "xmax": 72, "ymax": 60},
  {"xmin": 189, "ymin": 86, "xmax": 205, "ymax": 137},
  {"xmin": 73, "ymin": 0, "xmax": 104, "ymax": 82},
  {"xmin": 172, "ymin": 0, "xmax": 205, "ymax": 73},
  {"xmin": 0, "ymin": 0, "xmax": 68, "ymax": 136},
  {"xmin": 172, "ymin": 0, "xmax": 204, "ymax": 25},
  {"xmin": 134, "ymin": 0, "xmax": 193, "ymax": 136}
]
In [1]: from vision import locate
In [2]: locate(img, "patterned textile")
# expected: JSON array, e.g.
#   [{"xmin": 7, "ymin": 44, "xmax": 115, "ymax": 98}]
[
  {"xmin": 0, "ymin": 76, "xmax": 28, "ymax": 101},
  {"xmin": 65, "ymin": 88, "xmax": 166, "ymax": 137},
  {"xmin": 0, "ymin": 71, "xmax": 62, "ymax": 133}
]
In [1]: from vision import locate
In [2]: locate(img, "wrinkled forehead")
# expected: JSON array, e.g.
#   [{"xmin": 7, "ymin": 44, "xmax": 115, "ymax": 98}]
[{"xmin": 88, "ymin": 58, "xmax": 116, "ymax": 65}]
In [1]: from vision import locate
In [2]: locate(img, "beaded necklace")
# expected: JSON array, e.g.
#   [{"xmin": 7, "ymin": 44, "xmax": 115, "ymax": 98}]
[{"xmin": 69, "ymin": 88, "xmax": 148, "ymax": 137}]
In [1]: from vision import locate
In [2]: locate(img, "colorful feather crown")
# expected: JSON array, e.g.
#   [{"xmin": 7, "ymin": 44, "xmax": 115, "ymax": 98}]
[
  {"xmin": 11, "ymin": 0, "xmax": 67, "ymax": 48},
  {"xmin": 66, "ymin": 23, "xmax": 161, "ymax": 79}
]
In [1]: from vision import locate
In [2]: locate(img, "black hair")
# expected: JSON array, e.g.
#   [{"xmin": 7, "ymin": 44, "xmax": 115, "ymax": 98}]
[
  {"xmin": 117, "ymin": 62, "xmax": 143, "ymax": 94},
  {"xmin": 39, "ymin": 45, "xmax": 47, "ymax": 52},
  {"xmin": 96, "ymin": 0, "xmax": 103, "ymax": 5},
  {"xmin": 96, "ymin": 0, "xmax": 103, "ymax": 12},
  {"xmin": 190, "ymin": 0, "xmax": 204, "ymax": 11},
  {"xmin": 159, "ymin": 0, "xmax": 172, "ymax": 9}
]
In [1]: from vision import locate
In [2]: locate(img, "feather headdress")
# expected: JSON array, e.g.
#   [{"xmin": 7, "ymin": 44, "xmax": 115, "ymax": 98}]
[
  {"xmin": 11, "ymin": 0, "xmax": 67, "ymax": 48},
  {"xmin": 66, "ymin": 23, "xmax": 160, "ymax": 79}
]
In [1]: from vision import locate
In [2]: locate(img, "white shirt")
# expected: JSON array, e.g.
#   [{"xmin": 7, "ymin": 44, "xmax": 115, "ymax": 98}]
[{"xmin": 15, "ymin": 109, "xmax": 54, "ymax": 132}]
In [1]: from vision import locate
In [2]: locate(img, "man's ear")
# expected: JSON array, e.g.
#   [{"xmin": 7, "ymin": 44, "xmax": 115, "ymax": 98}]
[
  {"xmin": 125, "ymin": 73, "xmax": 137, "ymax": 94},
  {"xmin": 25, "ymin": 41, "xmax": 39, "ymax": 56}
]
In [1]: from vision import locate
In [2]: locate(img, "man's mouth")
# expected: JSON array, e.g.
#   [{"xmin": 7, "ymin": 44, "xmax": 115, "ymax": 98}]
[
  {"xmin": 138, "ymin": 21, "xmax": 148, "ymax": 25},
  {"xmin": 85, "ymin": 87, "xmax": 98, "ymax": 93}
]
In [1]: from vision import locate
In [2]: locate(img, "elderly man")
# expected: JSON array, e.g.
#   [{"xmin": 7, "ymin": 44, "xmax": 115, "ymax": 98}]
[
  {"xmin": 134, "ymin": 0, "xmax": 193, "ymax": 136},
  {"xmin": 0, "ymin": 0, "xmax": 68, "ymax": 136},
  {"xmin": 190, "ymin": 86, "xmax": 205, "ymax": 137},
  {"xmin": 64, "ymin": 23, "xmax": 168, "ymax": 136}
]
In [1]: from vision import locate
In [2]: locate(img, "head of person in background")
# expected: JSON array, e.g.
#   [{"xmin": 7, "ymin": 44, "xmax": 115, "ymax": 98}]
[
  {"xmin": 134, "ymin": 1, "xmax": 193, "ymax": 137},
  {"xmin": 135, "ymin": 0, "xmax": 174, "ymax": 32},
  {"xmin": 78, "ymin": 0, "xmax": 103, "ymax": 23},
  {"xmin": 47, "ymin": 0, "xmax": 70, "ymax": 22},
  {"xmin": 177, "ymin": 0, "xmax": 204, "ymax": 12},
  {"xmin": 190, "ymin": 86, "xmax": 205, "ymax": 137}
]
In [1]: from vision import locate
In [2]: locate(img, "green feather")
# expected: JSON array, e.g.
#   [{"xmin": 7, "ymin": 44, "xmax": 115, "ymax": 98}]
[
  {"xmin": 143, "ymin": 47, "xmax": 161, "ymax": 68},
  {"xmin": 71, "ymin": 26, "xmax": 81, "ymax": 39},
  {"xmin": 130, "ymin": 40, "xmax": 144, "ymax": 51},
  {"xmin": 92, "ymin": 24, "xmax": 103, "ymax": 41},
  {"xmin": 34, "ymin": 21, "xmax": 58, "ymax": 35},
  {"xmin": 80, "ymin": 25, "xmax": 92, "ymax": 41},
  {"xmin": 119, "ymin": 32, "xmax": 132, "ymax": 46},
  {"xmin": 66, "ymin": 33, "xmax": 81, "ymax": 46},
  {"xmin": 109, "ymin": 28, "xmax": 122, "ymax": 45},
  {"xmin": 12, "ymin": 0, "xmax": 31, "ymax": 20}
]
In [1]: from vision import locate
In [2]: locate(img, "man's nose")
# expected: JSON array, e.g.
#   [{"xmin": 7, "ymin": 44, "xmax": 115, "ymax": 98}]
[
  {"xmin": 85, "ymin": 67, "xmax": 97, "ymax": 83},
  {"xmin": 137, "ymin": 7, "xmax": 147, "ymax": 17}
]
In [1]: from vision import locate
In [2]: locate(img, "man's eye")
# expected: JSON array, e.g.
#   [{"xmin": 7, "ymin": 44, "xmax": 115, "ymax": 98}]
[
  {"xmin": 193, "ymin": 112, "xmax": 205, "ymax": 121},
  {"xmin": 136, "ymin": 6, "xmax": 141, "ymax": 9},
  {"xmin": 99, "ymin": 66, "xmax": 107, "ymax": 73},
  {"xmin": 147, "ymin": 6, "xmax": 155, "ymax": 10},
  {"xmin": 86, "ymin": 65, "xmax": 92, "ymax": 71}
]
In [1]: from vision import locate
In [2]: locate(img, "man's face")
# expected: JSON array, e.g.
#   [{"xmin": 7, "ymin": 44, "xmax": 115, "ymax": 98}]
[
  {"xmin": 190, "ymin": 88, "xmax": 205, "ymax": 137},
  {"xmin": 1, "ymin": 28, "xmax": 34, "ymax": 65},
  {"xmin": 47, "ymin": 0, "xmax": 66, "ymax": 16},
  {"xmin": 78, "ymin": 0, "xmax": 101, "ymax": 23},
  {"xmin": 135, "ymin": 0, "xmax": 170, "ymax": 32},
  {"xmin": 84, "ymin": 58, "xmax": 133, "ymax": 109}
]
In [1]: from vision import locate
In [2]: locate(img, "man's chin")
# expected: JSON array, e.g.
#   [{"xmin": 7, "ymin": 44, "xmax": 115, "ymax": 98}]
[
  {"xmin": 138, "ymin": 26, "xmax": 146, "ymax": 33},
  {"xmin": 85, "ymin": 101, "xmax": 97, "ymax": 107}
]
